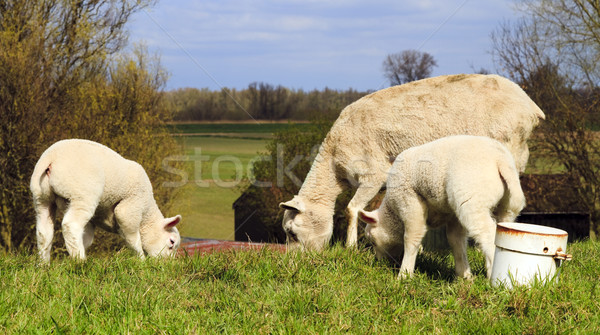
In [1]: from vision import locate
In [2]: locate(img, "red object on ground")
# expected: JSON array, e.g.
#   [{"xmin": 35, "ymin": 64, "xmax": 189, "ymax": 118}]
[{"xmin": 179, "ymin": 239, "xmax": 287, "ymax": 256}]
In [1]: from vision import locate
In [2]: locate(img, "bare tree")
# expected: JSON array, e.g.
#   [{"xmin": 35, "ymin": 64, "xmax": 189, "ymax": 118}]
[
  {"xmin": 382, "ymin": 50, "xmax": 438, "ymax": 86},
  {"xmin": 492, "ymin": 0, "xmax": 600, "ymax": 237}
]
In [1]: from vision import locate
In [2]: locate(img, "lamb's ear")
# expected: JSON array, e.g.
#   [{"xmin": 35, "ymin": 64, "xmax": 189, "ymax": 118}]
[
  {"xmin": 279, "ymin": 196, "xmax": 306, "ymax": 212},
  {"xmin": 164, "ymin": 215, "xmax": 181, "ymax": 229},
  {"xmin": 358, "ymin": 209, "xmax": 379, "ymax": 225}
]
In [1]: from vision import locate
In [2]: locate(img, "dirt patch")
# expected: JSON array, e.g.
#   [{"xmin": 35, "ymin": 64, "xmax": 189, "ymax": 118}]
[{"xmin": 179, "ymin": 239, "xmax": 286, "ymax": 256}]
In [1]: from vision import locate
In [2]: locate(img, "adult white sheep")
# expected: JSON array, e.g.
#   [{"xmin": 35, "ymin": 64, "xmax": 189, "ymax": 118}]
[
  {"xmin": 358, "ymin": 135, "xmax": 526, "ymax": 279},
  {"xmin": 279, "ymin": 74, "xmax": 543, "ymax": 250},
  {"xmin": 30, "ymin": 139, "xmax": 181, "ymax": 263}
]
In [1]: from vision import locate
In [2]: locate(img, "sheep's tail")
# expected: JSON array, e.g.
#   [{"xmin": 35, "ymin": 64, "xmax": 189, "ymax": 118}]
[
  {"xmin": 496, "ymin": 157, "xmax": 526, "ymax": 222},
  {"xmin": 30, "ymin": 155, "xmax": 53, "ymax": 204}
]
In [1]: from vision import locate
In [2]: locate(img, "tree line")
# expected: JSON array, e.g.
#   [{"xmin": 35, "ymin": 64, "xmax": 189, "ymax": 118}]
[{"xmin": 165, "ymin": 83, "xmax": 368, "ymax": 121}]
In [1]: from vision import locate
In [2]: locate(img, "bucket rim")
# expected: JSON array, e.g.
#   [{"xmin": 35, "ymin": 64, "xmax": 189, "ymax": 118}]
[{"xmin": 497, "ymin": 222, "xmax": 568, "ymax": 237}]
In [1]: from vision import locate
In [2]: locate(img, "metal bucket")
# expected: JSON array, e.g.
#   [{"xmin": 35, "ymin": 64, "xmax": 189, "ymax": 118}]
[{"xmin": 490, "ymin": 222, "xmax": 572, "ymax": 288}]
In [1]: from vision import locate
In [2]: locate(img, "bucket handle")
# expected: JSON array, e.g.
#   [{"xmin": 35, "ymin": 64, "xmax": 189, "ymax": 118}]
[{"xmin": 554, "ymin": 251, "xmax": 572, "ymax": 261}]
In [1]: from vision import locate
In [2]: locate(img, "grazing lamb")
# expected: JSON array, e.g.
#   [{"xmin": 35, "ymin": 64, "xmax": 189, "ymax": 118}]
[
  {"xmin": 358, "ymin": 135, "xmax": 526, "ymax": 279},
  {"xmin": 30, "ymin": 139, "xmax": 181, "ymax": 263},
  {"xmin": 279, "ymin": 74, "xmax": 543, "ymax": 251}
]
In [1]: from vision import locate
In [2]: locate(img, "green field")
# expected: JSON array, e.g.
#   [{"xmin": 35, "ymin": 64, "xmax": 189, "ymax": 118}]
[{"xmin": 168, "ymin": 135, "xmax": 269, "ymax": 240}]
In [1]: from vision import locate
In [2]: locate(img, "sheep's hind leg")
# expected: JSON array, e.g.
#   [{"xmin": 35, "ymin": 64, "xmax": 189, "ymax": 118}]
[
  {"xmin": 35, "ymin": 202, "xmax": 55, "ymax": 264},
  {"xmin": 61, "ymin": 202, "xmax": 96, "ymax": 261},
  {"xmin": 460, "ymin": 209, "xmax": 497, "ymax": 279},
  {"xmin": 446, "ymin": 220, "xmax": 472, "ymax": 280}
]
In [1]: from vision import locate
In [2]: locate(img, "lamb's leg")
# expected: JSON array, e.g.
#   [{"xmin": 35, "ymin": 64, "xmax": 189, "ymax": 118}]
[
  {"xmin": 120, "ymin": 228, "xmax": 145, "ymax": 259},
  {"xmin": 399, "ymin": 227, "xmax": 428, "ymax": 278},
  {"xmin": 398, "ymin": 195, "xmax": 428, "ymax": 278},
  {"xmin": 346, "ymin": 175, "xmax": 387, "ymax": 247},
  {"xmin": 114, "ymin": 201, "xmax": 145, "ymax": 258},
  {"xmin": 460, "ymin": 209, "xmax": 497, "ymax": 279},
  {"xmin": 35, "ymin": 203, "xmax": 55, "ymax": 264},
  {"xmin": 446, "ymin": 220, "xmax": 472, "ymax": 280},
  {"xmin": 61, "ymin": 202, "xmax": 96, "ymax": 261}
]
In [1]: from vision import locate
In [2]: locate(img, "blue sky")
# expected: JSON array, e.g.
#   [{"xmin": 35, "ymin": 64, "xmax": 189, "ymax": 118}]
[{"xmin": 128, "ymin": 0, "xmax": 517, "ymax": 92}]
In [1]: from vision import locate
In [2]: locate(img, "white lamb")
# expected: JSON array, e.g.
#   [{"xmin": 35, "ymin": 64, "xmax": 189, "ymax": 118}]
[
  {"xmin": 30, "ymin": 139, "xmax": 181, "ymax": 263},
  {"xmin": 358, "ymin": 135, "xmax": 526, "ymax": 279},
  {"xmin": 279, "ymin": 74, "xmax": 544, "ymax": 251}
]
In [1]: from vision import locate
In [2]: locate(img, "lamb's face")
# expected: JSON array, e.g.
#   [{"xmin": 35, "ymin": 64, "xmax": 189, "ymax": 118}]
[
  {"xmin": 365, "ymin": 222, "xmax": 404, "ymax": 261},
  {"xmin": 280, "ymin": 196, "xmax": 332, "ymax": 251},
  {"xmin": 144, "ymin": 215, "xmax": 182, "ymax": 257},
  {"xmin": 359, "ymin": 208, "xmax": 404, "ymax": 262}
]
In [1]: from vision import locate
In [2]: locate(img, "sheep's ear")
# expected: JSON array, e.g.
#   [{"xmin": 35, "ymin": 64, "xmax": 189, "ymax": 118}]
[
  {"xmin": 358, "ymin": 209, "xmax": 379, "ymax": 225},
  {"xmin": 279, "ymin": 196, "xmax": 305, "ymax": 212},
  {"xmin": 164, "ymin": 215, "xmax": 181, "ymax": 229}
]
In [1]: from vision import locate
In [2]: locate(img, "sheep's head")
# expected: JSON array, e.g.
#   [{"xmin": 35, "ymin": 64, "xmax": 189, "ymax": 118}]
[
  {"xmin": 142, "ymin": 215, "xmax": 181, "ymax": 257},
  {"xmin": 279, "ymin": 196, "xmax": 332, "ymax": 251},
  {"xmin": 358, "ymin": 209, "xmax": 404, "ymax": 262}
]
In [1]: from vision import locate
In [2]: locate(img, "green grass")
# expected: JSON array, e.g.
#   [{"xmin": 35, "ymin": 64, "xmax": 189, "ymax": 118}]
[
  {"xmin": 167, "ymin": 136, "xmax": 268, "ymax": 240},
  {"xmin": 2, "ymin": 240, "xmax": 599, "ymax": 333}
]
